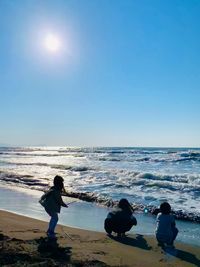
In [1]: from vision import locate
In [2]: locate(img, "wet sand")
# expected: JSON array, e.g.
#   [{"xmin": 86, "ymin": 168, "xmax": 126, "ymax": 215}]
[
  {"xmin": 0, "ymin": 185, "xmax": 199, "ymax": 247},
  {"xmin": 0, "ymin": 210, "xmax": 200, "ymax": 267}
]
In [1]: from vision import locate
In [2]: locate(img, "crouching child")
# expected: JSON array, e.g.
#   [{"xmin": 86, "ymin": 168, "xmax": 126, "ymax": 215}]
[
  {"xmin": 155, "ymin": 202, "xmax": 178, "ymax": 248},
  {"xmin": 104, "ymin": 198, "xmax": 137, "ymax": 237}
]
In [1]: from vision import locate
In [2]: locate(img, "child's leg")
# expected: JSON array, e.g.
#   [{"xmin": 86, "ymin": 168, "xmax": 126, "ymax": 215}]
[
  {"xmin": 156, "ymin": 235, "xmax": 165, "ymax": 246},
  {"xmin": 104, "ymin": 218, "xmax": 113, "ymax": 235},
  {"xmin": 172, "ymin": 227, "xmax": 178, "ymax": 242},
  {"xmin": 166, "ymin": 228, "xmax": 178, "ymax": 246},
  {"xmin": 45, "ymin": 208, "xmax": 59, "ymax": 235},
  {"xmin": 48, "ymin": 213, "xmax": 58, "ymax": 233}
]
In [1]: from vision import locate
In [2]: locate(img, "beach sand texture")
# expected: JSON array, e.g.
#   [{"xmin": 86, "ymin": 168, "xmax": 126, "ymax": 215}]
[{"xmin": 0, "ymin": 210, "xmax": 199, "ymax": 267}]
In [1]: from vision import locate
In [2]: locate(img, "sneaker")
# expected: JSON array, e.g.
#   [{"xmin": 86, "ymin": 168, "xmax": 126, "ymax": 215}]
[
  {"xmin": 47, "ymin": 230, "xmax": 56, "ymax": 239},
  {"xmin": 166, "ymin": 244, "xmax": 175, "ymax": 249},
  {"xmin": 107, "ymin": 233, "xmax": 113, "ymax": 237},
  {"xmin": 117, "ymin": 233, "xmax": 122, "ymax": 238},
  {"xmin": 158, "ymin": 242, "xmax": 165, "ymax": 247}
]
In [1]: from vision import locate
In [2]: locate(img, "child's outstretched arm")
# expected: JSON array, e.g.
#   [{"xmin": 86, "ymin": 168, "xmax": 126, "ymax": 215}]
[
  {"xmin": 54, "ymin": 192, "xmax": 68, "ymax": 208},
  {"xmin": 61, "ymin": 201, "xmax": 68, "ymax": 208}
]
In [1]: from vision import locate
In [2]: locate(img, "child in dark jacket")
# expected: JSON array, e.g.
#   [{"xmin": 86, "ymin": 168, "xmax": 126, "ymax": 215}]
[
  {"xmin": 155, "ymin": 202, "xmax": 178, "ymax": 247},
  {"xmin": 104, "ymin": 198, "xmax": 137, "ymax": 237},
  {"xmin": 39, "ymin": 175, "xmax": 68, "ymax": 238}
]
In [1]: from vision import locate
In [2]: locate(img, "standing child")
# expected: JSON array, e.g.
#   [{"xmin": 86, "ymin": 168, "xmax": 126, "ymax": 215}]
[
  {"xmin": 155, "ymin": 202, "xmax": 178, "ymax": 247},
  {"xmin": 39, "ymin": 175, "xmax": 68, "ymax": 238}
]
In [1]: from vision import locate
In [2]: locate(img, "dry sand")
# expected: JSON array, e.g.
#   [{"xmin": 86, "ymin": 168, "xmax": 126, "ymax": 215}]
[{"xmin": 0, "ymin": 210, "xmax": 199, "ymax": 267}]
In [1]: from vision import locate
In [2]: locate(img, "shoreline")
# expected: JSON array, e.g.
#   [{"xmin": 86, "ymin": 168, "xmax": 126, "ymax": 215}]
[
  {"xmin": 62, "ymin": 190, "xmax": 200, "ymax": 223},
  {"xmin": 0, "ymin": 146, "xmax": 200, "ymax": 225},
  {"xmin": 1, "ymin": 179, "xmax": 200, "ymax": 224},
  {"xmin": 0, "ymin": 184, "xmax": 199, "ymax": 247},
  {"xmin": 0, "ymin": 210, "xmax": 200, "ymax": 267}
]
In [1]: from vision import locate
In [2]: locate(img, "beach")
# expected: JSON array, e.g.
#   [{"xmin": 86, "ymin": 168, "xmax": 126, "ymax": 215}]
[
  {"xmin": 0, "ymin": 147, "xmax": 200, "ymax": 266},
  {"xmin": 1, "ymin": 0, "xmax": 200, "ymax": 264},
  {"xmin": 1, "ymin": 146, "xmax": 200, "ymax": 224},
  {"xmin": 0, "ymin": 210, "xmax": 200, "ymax": 267},
  {"xmin": 0, "ymin": 185, "xmax": 199, "ymax": 247}
]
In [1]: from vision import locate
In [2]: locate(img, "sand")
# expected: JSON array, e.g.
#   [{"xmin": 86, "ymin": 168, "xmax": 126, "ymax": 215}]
[
  {"xmin": 0, "ymin": 210, "xmax": 199, "ymax": 267},
  {"xmin": 0, "ymin": 185, "xmax": 199, "ymax": 247}
]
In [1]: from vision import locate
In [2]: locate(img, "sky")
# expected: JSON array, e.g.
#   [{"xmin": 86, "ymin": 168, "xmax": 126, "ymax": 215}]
[{"xmin": 0, "ymin": 0, "xmax": 200, "ymax": 147}]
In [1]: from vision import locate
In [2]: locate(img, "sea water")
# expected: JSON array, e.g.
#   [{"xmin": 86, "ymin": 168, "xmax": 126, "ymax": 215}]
[
  {"xmin": 0, "ymin": 146, "xmax": 199, "ymax": 217},
  {"xmin": 0, "ymin": 186, "xmax": 199, "ymax": 246}
]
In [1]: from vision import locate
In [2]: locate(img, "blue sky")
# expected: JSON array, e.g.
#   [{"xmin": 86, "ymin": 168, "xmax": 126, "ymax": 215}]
[{"xmin": 0, "ymin": 0, "xmax": 200, "ymax": 147}]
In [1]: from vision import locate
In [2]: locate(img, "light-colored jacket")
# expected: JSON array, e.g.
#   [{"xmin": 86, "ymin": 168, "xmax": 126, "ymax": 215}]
[
  {"xmin": 155, "ymin": 213, "xmax": 175, "ymax": 242},
  {"xmin": 39, "ymin": 186, "xmax": 66, "ymax": 213}
]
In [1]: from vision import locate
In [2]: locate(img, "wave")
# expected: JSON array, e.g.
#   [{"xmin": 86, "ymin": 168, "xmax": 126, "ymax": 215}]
[
  {"xmin": 0, "ymin": 170, "xmax": 200, "ymax": 223},
  {"xmin": 1, "ymin": 161, "xmax": 51, "ymax": 167},
  {"xmin": 179, "ymin": 151, "xmax": 200, "ymax": 157},
  {"xmin": 7, "ymin": 152, "xmax": 197, "ymax": 164},
  {"xmin": 111, "ymin": 169, "xmax": 200, "ymax": 184},
  {"xmin": 0, "ymin": 171, "xmax": 47, "ymax": 187},
  {"xmin": 132, "ymin": 172, "xmax": 200, "ymax": 190},
  {"xmin": 99, "ymin": 157, "xmax": 121, "ymax": 162},
  {"xmin": 61, "ymin": 191, "xmax": 200, "ymax": 223},
  {"xmin": 1, "ymin": 147, "xmax": 200, "ymax": 166},
  {"xmin": 0, "ymin": 152, "xmax": 73, "ymax": 157},
  {"xmin": 0, "ymin": 147, "xmax": 40, "ymax": 152},
  {"xmin": 0, "ymin": 160, "xmax": 93, "ymax": 172}
]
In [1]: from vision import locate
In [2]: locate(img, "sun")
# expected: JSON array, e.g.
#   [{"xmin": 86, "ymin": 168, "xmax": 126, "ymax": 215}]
[{"xmin": 43, "ymin": 33, "xmax": 61, "ymax": 53}]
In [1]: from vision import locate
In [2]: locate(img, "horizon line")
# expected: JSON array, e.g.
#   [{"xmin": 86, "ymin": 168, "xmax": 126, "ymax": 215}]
[{"xmin": 0, "ymin": 144, "xmax": 200, "ymax": 149}]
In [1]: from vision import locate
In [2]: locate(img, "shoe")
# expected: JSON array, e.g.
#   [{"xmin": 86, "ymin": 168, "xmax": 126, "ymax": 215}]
[
  {"xmin": 117, "ymin": 233, "xmax": 122, "ymax": 238},
  {"xmin": 107, "ymin": 233, "xmax": 113, "ymax": 237},
  {"xmin": 158, "ymin": 242, "xmax": 165, "ymax": 247},
  {"xmin": 166, "ymin": 244, "xmax": 175, "ymax": 249},
  {"xmin": 121, "ymin": 233, "xmax": 126, "ymax": 238},
  {"xmin": 47, "ymin": 230, "xmax": 56, "ymax": 239}
]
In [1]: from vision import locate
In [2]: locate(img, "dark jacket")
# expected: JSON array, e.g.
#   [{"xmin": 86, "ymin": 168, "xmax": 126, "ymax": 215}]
[
  {"xmin": 39, "ymin": 186, "xmax": 66, "ymax": 213},
  {"xmin": 105, "ymin": 207, "xmax": 137, "ymax": 234}
]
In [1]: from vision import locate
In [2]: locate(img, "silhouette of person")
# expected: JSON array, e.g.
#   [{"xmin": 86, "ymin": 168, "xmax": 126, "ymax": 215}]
[
  {"xmin": 155, "ymin": 202, "xmax": 178, "ymax": 247},
  {"xmin": 39, "ymin": 175, "xmax": 68, "ymax": 238},
  {"xmin": 104, "ymin": 198, "xmax": 137, "ymax": 237}
]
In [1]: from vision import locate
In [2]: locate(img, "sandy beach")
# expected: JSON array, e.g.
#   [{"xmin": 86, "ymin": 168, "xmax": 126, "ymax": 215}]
[{"xmin": 0, "ymin": 210, "xmax": 199, "ymax": 267}]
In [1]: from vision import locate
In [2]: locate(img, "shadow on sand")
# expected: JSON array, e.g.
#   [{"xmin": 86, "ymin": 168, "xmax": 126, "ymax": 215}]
[
  {"xmin": 37, "ymin": 237, "xmax": 71, "ymax": 262},
  {"xmin": 164, "ymin": 247, "xmax": 200, "ymax": 267},
  {"xmin": 0, "ymin": 234, "xmax": 72, "ymax": 266},
  {"xmin": 109, "ymin": 234, "xmax": 152, "ymax": 250}
]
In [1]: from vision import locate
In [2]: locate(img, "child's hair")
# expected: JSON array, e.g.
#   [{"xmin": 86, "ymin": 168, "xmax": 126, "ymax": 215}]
[
  {"xmin": 53, "ymin": 175, "xmax": 64, "ymax": 191},
  {"xmin": 160, "ymin": 202, "xmax": 171, "ymax": 215},
  {"xmin": 118, "ymin": 198, "xmax": 134, "ymax": 213}
]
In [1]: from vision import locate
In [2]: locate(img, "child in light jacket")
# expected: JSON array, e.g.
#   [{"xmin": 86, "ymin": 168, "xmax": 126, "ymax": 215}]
[
  {"xmin": 39, "ymin": 175, "xmax": 68, "ymax": 238},
  {"xmin": 155, "ymin": 202, "xmax": 178, "ymax": 247}
]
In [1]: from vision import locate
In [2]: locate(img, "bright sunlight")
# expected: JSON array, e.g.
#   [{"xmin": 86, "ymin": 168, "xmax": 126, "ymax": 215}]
[{"xmin": 43, "ymin": 33, "xmax": 62, "ymax": 53}]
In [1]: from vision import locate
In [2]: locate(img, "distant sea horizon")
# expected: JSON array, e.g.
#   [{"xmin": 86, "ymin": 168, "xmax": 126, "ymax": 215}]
[{"xmin": 1, "ymin": 145, "xmax": 200, "ymax": 149}]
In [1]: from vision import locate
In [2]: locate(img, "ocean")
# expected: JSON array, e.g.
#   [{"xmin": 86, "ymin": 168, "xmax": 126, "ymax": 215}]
[{"xmin": 0, "ymin": 146, "xmax": 200, "ymax": 221}]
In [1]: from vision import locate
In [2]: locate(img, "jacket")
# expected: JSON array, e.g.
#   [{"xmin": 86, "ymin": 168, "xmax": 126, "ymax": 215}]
[{"xmin": 39, "ymin": 186, "xmax": 66, "ymax": 213}]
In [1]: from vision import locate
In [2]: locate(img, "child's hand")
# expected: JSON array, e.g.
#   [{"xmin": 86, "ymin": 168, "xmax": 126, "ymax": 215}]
[{"xmin": 62, "ymin": 202, "xmax": 68, "ymax": 208}]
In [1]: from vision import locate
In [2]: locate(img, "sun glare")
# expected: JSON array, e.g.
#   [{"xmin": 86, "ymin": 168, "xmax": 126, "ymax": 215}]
[{"xmin": 44, "ymin": 33, "xmax": 61, "ymax": 53}]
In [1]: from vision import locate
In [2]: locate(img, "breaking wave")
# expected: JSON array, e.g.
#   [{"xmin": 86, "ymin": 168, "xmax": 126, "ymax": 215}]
[{"xmin": 1, "ymin": 146, "xmax": 200, "ymax": 223}]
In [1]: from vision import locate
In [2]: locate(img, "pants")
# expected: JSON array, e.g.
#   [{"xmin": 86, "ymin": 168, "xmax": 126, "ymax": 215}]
[
  {"xmin": 156, "ymin": 227, "xmax": 178, "ymax": 245},
  {"xmin": 104, "ymin": 217, "xmax": 137, "ymax": 234},
  {"xmin": 45, "ymin": 209, "xmax": 58, "ymax": 234}
]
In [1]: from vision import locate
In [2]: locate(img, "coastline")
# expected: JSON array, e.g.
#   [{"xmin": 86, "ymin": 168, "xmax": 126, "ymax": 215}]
[
  {"xmin": 0, "ymin": 146, "xmax": 200, "ymax": 225},
  {"xmin": 0, "ymin": 210, "xmax": 200, "ymax": 267},
  {"xmin": 0, "ymin": 184, "xmax": 199, "ymax": 247}
]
